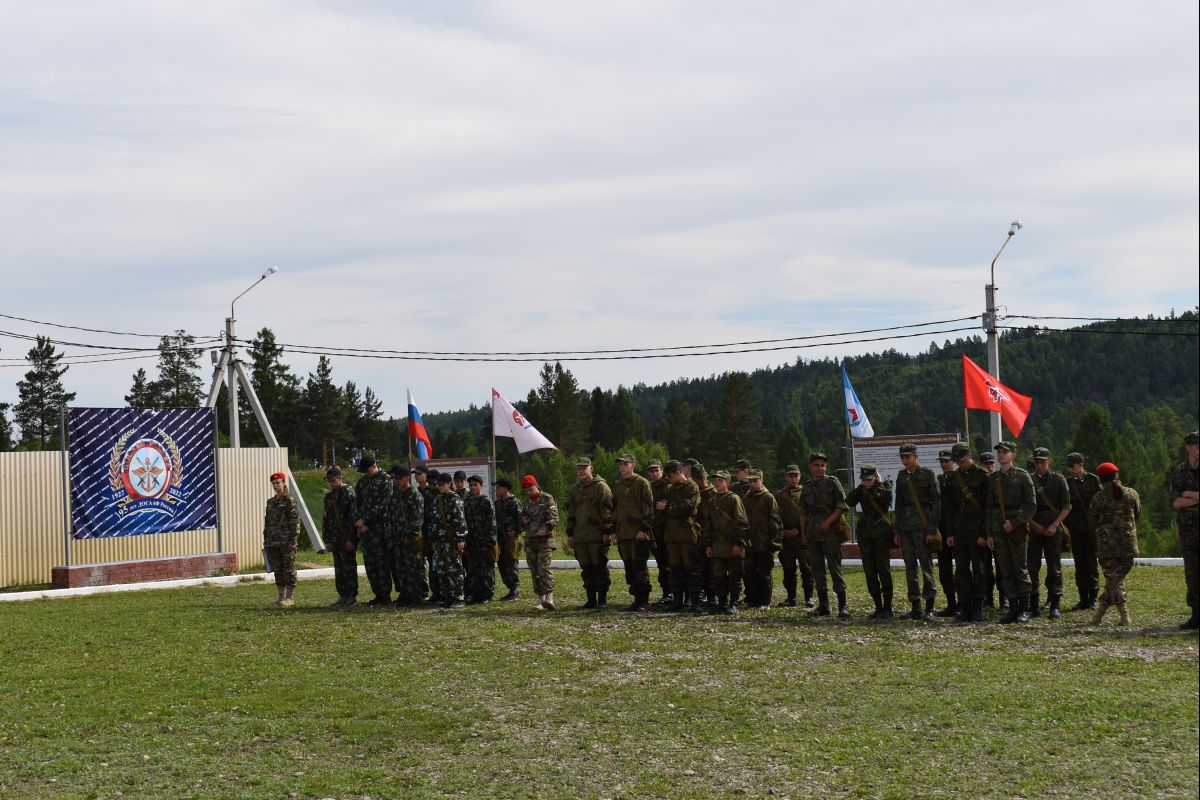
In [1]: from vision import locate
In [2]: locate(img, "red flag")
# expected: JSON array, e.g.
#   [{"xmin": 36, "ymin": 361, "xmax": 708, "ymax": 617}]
[{"xmin": 962, "ymin": 354, "xmax": 1033, "ymax": 438}]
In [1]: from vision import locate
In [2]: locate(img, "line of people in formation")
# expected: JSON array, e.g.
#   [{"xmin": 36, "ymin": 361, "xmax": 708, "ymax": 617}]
[{"xmin": 260, "ymin": 430, "xmax": 1200, "ymax": 630}]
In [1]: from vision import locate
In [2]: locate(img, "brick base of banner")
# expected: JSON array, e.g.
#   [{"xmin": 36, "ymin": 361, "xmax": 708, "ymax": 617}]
[{"xmin": 52, "ymin": 553, "xmax": 238, "ymax": 589}]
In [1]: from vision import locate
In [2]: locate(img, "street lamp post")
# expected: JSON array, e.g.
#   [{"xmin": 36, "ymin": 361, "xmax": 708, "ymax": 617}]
[
  {"xmin": 983, "ymin": 222, "xmax": 1022, "ymax": 446},
  {"xmin": 225, "ymin": 265, "xmax": 278, "ymax": 448}
]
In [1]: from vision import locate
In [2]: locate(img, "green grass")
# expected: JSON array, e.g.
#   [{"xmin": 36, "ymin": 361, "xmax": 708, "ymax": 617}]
[{"xmin": 2, "ymin": 567, "xmax": 1196, "ymax": 799}]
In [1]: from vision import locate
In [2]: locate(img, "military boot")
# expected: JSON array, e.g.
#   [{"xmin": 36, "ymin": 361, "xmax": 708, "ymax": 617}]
[
  {"xmin": 936, "ymin": 593, "xmax": 958, "ymax": 617},
  {"xmin": 727, "ymin": 589, "xmax": 741, "ymax": 614},
  {"xmin": 655, "ymin": 591, "xmax": 674, "ymax": 607},
  {"xmin": 1070, "ymin": 593, "xmax": 1089, "ymax": 612},
  {"xmin": 501, "ymin": 588, "xmax": 520, "ymax": 601},
  {"xmin": 870, "ymin": 593, "xmax": 884, "ymax": 620},
  {"xmin": 1180, "ymin": 609, "xmax": 1200, "ymax": 630},
  {"xmin": 804, "ymin": 589, "xmax": 815, "ymax": 609},
  {"xmin": 1028, "ymin": 592, "xmax": 1041, "ymax": 618},
  {"xmin": 1048, "ymin": 595, "xmax": 1062, "ymax": 620},
  {"xmin": 1085, "ymin": 591, "xmax": 1098, "ymax": 610},
  {"xmin": 623, "ymin": 595, "xmax": 641, "ymax": 612},
  {"xmin": 279, "ymin": 586, "xmax": 295, "ymax": 607},
  {"xmin": 922, "ymin": 598, "xmax": 936, "ymax": 622},
  {"xmin": 579, "ymin": 590, "xmax": 597, "ymax": 610},
  {"xmin": 1015, "ymin": 596, "xmax": 1031, "ymax": 623},
  {"xmin": 815, "ymin": 590, "xmax": 831, "ymax": 617},
  {"xmin": 1091, "ymin": 599, "xmax": 1110, "ymax": 623},
  {"xmin": 999, "ymin": 599, "xmax": 1021, "ymax": 624},
  {"xmin": 670, "ymin": 592, "xmax": 686, "ymax": 612},
  {"xmin": 970, "ymin": 598, "xmax": 986, "ymax": 623},
  {"xmin": 689, "ymin": 592, "xmax": 705, "ymax": 615},
  {"xmin": 633, "ymin": 593, "xmax": 650, "ymax": 613},
  {"xmin": 273, "ymin": 586, "xmax": 285, "ymax": 606},
  {"xmin": 955, "ymin": 598, "xmax": 974, "ymax": 624},
  {"xmin": 595, "ymin": 591, "xmax": 608, "ymax": 611},
  {"xmin": 777, "ymin": 594, "xmax": 798, "ymax": 608},
  {"xmin": 881, "ymin": 595, "xmax": 894, "ymax": 620},
  {"xmin": 909, "ymin": 600, "xmax": 922, "ymax": 621},
  {"xmin": 1117, "ymin": 604, "xmax": 1132, "ymax": 626},
  {"xmin": 836, "ymin": 591, "xmax": 850, "ymax": 619}
]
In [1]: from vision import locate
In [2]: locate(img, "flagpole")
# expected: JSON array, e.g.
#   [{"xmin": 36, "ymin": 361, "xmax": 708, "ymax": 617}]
[
  {"xmin": 964, "ymin": 408, "xmax": 971, "ymax": 450},
  {"xmin": 490, "ymin": 390, "xmax": 497, "ymax": 474}
]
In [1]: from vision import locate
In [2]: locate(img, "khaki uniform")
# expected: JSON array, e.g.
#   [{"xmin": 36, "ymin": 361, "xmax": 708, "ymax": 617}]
[
  {"xmin": 567, "ymin": 476, "xmax": 615, "ymax": 596},
  {"xmin": 1065, "ymin": 472, "xmax": 1102, "ymax": 604},
  {"xmin": 1168, "ymin": 460, "xmax": 1199, "ymax": 613},
  {"xmin": 1028, "ymin": 470, "xmax": 1071, "ymax": 603},
  {"xmin": 613, "ymin": 474, "xmax": 655, "ymax": 600},
  {"xmin": 664, "ymin": 479, "xmax": 702, "ymax": 598},
  {"xmin": 650, "ymin": 476, "xmax": 671, "ymax": 596},
  {"xmin": 355, "ymin": 472, "xmax": 394, "ymax": 602},
  {"xmin": 948, "ymin": 464, "xmax": 989, "ymax": 605},
  {"xmin": 742, "ymin": 488, "xmax": 783, "ymax": 607},
  {"xmin": 775, "ymin": 484, "xmax": 814, "ymax": 604},
  {"xmin": 937, "ymin": 471, "xmax": 958, "ymax": 610},
  {"xmin": 495, "ymin": 494, "xmax": 523, "ymax": 593},
  {"xmin": 703, "ymin": 491, "xmax": 749, "ymax": 604},
  {"xmin": 894, "ymin": 467, "xmax": 941, "ymax": 605},
  {"xmin": 986, "ymin": 466, "xmax": 1037, "ymax": 602},
  {"xmin": 798, "ymin": 476, "xmax": 850, "ymax": 602},
  {"xmin": 845, "ymin": 482, "xmax": 894, "ymax": 606}
]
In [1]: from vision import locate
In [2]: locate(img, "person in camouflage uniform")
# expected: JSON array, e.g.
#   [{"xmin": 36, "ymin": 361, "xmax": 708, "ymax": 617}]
[
  {"xmin": 646, "ymin": 459, "xmax": 672, "ymax": 604},
  {"xmin": 845, "ymin": 464, "xmax": 895, "ymax": 619},
  {"xmin": 704, "ymin": 470, "xmax": 750, "ymax": 615},
  {"xmin": 567, "ymin": 457, "xmax": 615, "ymax": 610},
  {"xmin": 464, "ymin": 475, "xmax": 499, "ymax": 604},
  {"xmin": 743, "ymin": 469, "xmax": 783, "ymax": 610},
  {"xmin": 354, "ymin": 456, "xmax": 394, "ymax": 606},
  {"xmin": 799, "ymin": 453, "xmax": 851, "ymax": 618},
  {"xmin": 947, "ymin": 444, "xmax": 989, "ymax": 623},
  {"xmin": 613, "ymin": 454, "xmax": 655, "ymax": 612},
  {"xmin": 893, "ymin": 444, "xmax": 941, "ymax": 621},
  {"xmin": 986, "ymin": 441, "xmax": 1037, "ymax": 624},
  {"xmin": 263, "ymin": 472, "xmax": 299, "ymax": 607},
  {"xmin": 978, "ymin": 450, "xmax": 1001, "ymax": 607},
  {"xmin": 388, "ymin": 466, "xmax": 425, "ymax": 607},
  {"xmin": 322, "ymin": 466, "xmax": 359, "ymax": 606},
  {"xmin": 660, "ymin": 460, "xmax": 704, "ymax": 612},
  {"xmin": 1027, "ymin": 447, "xmax": 1072, "ymax": 619},
  {"xmin": 521, "ymin": 475, "xmax": 559, "ymax": 611},
  {"xmin": 1089, "ymin": 462, "xmax": 1140, "ymax": 626},
  {"xmin": 1064, "ymin": 452, "xmax": 1102, "ymax": 611},
  {"xmin": 417, "ymin": 467, "xmax": 439, "ymax": 603},
  {"xmin": 1169, "ymin": 431, "xmax": 1200, "ymax": 630},
  {"xmin": 493, "ymin": 479, "xmax": 523, "ymax": 601},
  {"xmin": 429, "ymin": 473, "xmax": 469, "ymax": 608},
  {"xmin": 776, "ymin": 464, "xmax": 815, "ymax": 608},
  {"xmin": 693, "ymin": 465, "xmax": 717, "ymax": 606},
  {"xmin": 935, "ymin": 450, "xmax": 959, "ymax": 617},
  {"xmin": 730, "ymin": 459, "xmax": 753, "ymax": 500}
]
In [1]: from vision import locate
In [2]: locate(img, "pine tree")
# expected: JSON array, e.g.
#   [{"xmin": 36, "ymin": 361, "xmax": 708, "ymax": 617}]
[
  {"xmin": 527, "ymin": 362, "xmax": 588, "ymax": 453},
  {"xmin": 360, "ymin": 387, "xmax": 383, "ymax": 445},
  {"xmin": 1071, "ymin": 403, "xmax": 1117, "ymax": 464},
  {"xmin": 153, "ymin": 330, "xmax": 204, "ymax": 407},
  {"xmin": 660, "ymin": 397, "xmax": 694, "ymax": 459},
  {"xmin": 125, "ymin": 368, "xmax": 156, "ymax": 408},
  {"xmin": 0, "ymin": 403, "xmax": 13, "ymax": 451},
  {"xmin": 302, "ymin": 356, "xmax": 349, "ymax": 458},
  {"xmin": 14, "ymin": 336, "xmax": 76, "ymax": 449},
  {"xmin": 607, "ymin": 386, "xmax": 643, "ymax": 448},
  {"xmin": 588, "ymin": 387, "xmax": 609, "ymax": 450},
  {"xmin": 246, "ymin": 327, "xmax": 301, "ymax": 447},
  {"xmin": 343, "ymin": 381, "xmax": 365, "ymax": 445},
  {"xmin": 714, "ymin": 372, "xmax": 763, "ymax": 463},
  {"xmin": 775, "ymin": 420, "xmax": 811, "ymax": 470}
]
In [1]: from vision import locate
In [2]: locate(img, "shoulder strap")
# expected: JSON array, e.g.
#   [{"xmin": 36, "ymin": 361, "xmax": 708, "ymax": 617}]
[
  {"xmin": 954, "ymin": 469, "xmax": 982, "ymax": 511},
  {"xmin": 860, "ymin": 487, "xmax": 895, "ymax": 529},
  {"xmin": 994, "ymin": 472, "xmax": 1007, "ymax": 518},
  {"xmin": 904, "ymin": 474, "xmax": 931, "ymax": 529},
  {"xmin": 1032, "ymin": 473, "xmax": 1059, "ymax": 514}
]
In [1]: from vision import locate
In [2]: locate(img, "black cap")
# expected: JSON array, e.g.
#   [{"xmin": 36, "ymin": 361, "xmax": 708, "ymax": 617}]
[
  {"xmin": 325, "ymin": 466, "xmax": 342, "ymax": 479},
  {"xmin": 493, "ymin": 478, "xmax": 513, "ymax": 490},
  {"xmin": 435, "ymin": 473, "xmax": 453, "ymax": 485},
  {"xmin": 1065, "ymin": 452, "xmax": 1085, "ymax": 466},
  {"xmin": 683, "ymin": 458, "xmax": 700, "ymax": 468},
  {"xmin": 388, "ymin": 465, "xmax": 410, "ymax": 478},
  {"xmin": 453, "ymin": 470, "xmax": 467, "ymax": 481},
  {"xmin": 357, "ymin": 456, "xmax": 376, "ymax": 472},
  {"xmin": 413, "ymin": 465, "xmax": 429, "ymax": 475},
  {"xmin": 467, "ymin": 474, "xmax": 483, "ymax": 485},
  {"xmin": 1186, "ymin": 431, "xmax": 1199, "ymax": 445}
]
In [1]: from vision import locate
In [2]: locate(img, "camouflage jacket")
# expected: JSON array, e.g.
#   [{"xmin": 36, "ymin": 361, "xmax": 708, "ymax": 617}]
[
  {"xmin": 650, "ymin": 477, "xmax": 670, "ymax": 537},
  {"xmin": 893, "ymin": 467, "xmax": 941, "ymax": 533},
  {"xmin": 494, "ymin": 494, "xmax": 522, "ymax": 539},
  {"xmin": 567, "ymin": 476, "xmax": 615, "ymax": 543},
  {"xmin": 521, "ymin": 491, "xmax": 559, "ymax": 540},
  {"xmin": 464, "ymin": 494, "xmax": 498, "ymax": 546},
  {"xmin": 389, "ymin": 486, "xmax": 424, "ymax": 544},
  {"xmin": 1169, "ymin": 460, "xmax": 1200, "ymax": 530},
  {"xmin": 263, "ymin": 494, "xmax": 299, "ymax": 547},
  {"xmin": 949, "ymin": 464, "xmax": 988, "ymax": 534},
  {"xmin": 697, "ymin": 484, "xmax": 717, "ymax": 541},
  {"xmin": 613, "ymin": 474, "xmax": 654, "ymax": 542},
  {"xmin": 355, "ymin": 472, "xmax": 393, "ymax": 530},
  {"xmin": 1089, "ymin": 482, "xmax": 1141, "ymax": 559},
  {"xmin": 985, "ymin": 467, "xmax": 1036, "ymax": 534},
  {"xmin": 703, "ymin": 490, "xmax": 749, "ymax": 556},
  {"xmin": 663, "ymin": 479, "xmax": 701, "ymax": 544},
  {"xmin": 743, "ymin": 487, "xmax": 783, "ymax": 552},
  {"xmin": 775, "ymin": 485, "xmax": 805, "ymax": 533},
  {"xmin": 798, "ymin": 476, "xmax": 850, "ymax": 543},
  {"xmin": 938, "ymin": 471, "xmax": 959, "ymax": 535},
  {"xmin": 846, "ymin": 483, "xmax": 894, "ymax": 540},
  {"xmin": 1065, "ymin": 472, "xmax": 1101, "ymax": 534},
  {"xmin": 429, "ymin": 491, "xmax": 469, "ymax": 545},
  {"xmin": 322, "ymin": 484, "xmax": 357, "ymax": 548},
  {"xmin": 731, "ymin": 479, "xmax": 752, "ymax": 500},
  {"xmin": 419, "ymin": 483, "xmax": 439, "ymax": 536},
  {"xmin": 1031, "ymin": 470, "xmax": 1072, "ymax": 527}
]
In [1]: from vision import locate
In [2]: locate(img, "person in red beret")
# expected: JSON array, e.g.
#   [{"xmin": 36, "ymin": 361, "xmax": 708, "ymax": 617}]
[
  {"xmin": 263, "ymin": 472, "xmax": 299, "ymax": 607},
  {"xmin": 1088, "ymin": 462, "xmax": 1140, "ymax": 626}
]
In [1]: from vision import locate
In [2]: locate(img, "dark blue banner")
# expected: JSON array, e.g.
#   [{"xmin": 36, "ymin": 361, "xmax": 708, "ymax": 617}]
[{"xmin": 68, "ymin": 407, "xmax": 218, "ymax": 538}]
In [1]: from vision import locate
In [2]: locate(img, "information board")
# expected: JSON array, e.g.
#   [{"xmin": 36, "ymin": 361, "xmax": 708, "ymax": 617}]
[
  {"xmin": 850, "ymin": 433, "xmax": 961, "ymax": 509},
  {"xmin": 417, "ymin": 456, "xmax": 496, "ymax": 500}
]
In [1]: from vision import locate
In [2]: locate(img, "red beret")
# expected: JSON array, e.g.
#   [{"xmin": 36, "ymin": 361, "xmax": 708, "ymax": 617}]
[
  {"xmin": 520, "ymin": 475, "xmax": 538, "ymax": 489},
  {"xmin": 1095, "ymin": 462, "xmax": 1119, "ymax": 478},
  {"xmin": 270, "ymin": 472, "xmax": 286, "ymax": 482}
]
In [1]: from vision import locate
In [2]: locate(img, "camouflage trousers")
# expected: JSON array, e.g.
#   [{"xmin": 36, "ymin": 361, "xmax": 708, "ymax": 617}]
[
  {"xmin": 779, "ymin": 536, "xmax": 814, "ymax": 601},
  {"xmin": 392, "ymin": 541, "xmax": 426, "ymax": 604},
  {"xmin": 617, "ymin": 537, "xmax": 652, "ymax": 597},
  {"xmin": 666, "ymin": 541, "xmax": 703, "ymax": 595},
  {"xmin": 360, "ymin": 528, "xmax": 393, "ymax": 601},
  {"xmin": 1099, "ymin": 557, "xmax": 1133, "ymax": 606},
  {"xmin": 264, "ymin": 543, "xmax": 297, "ymax": 588},
  {"xmin": 652, "ymin": 528, "xmax": 669, "ymax": 593},
  {"xmin": 1027, "ymin": 529, "xmax": 1063, "ymax": 599},
  {"xmin": 858, "ymin": 535, "xmax": 893, "ymax": 601},
  {"xmin": 1181, "ymin": 526, "xmax": 1198, "ymax": 610},
  {"xmin": 526, "ymin": 535, "xmax": 556, "ymax": 595},
  {"xmin": 807, "ymin": 536, "xmax": 845, "ymax": 595},
  {"xmin": 574, "ymin": 541, "xmax": 611, "ymax": 593},
  {"xmin": 466, "ymin": 544, "xmax": 497, "ymax": 601},
  {"xmin": 992, "ymin": 529, "xmax": 1032, "ymax": 600},
  {"xmin": 953, "ymin": 528, "xmax": 988, "ymax": 601},
  {"xmin": 743, "ymin": 551, "xmax": 774, "ymax": 606},
  {"xmin": 937, "ymin": 539, "xmax": 956, "ymax": 604},
  {"xmin": 499, "ymin": 533, "xmax": 521, "ymax": 591},
  {"xmin": 424, "ymin": 533, "xmax": 437, "ymax": 600},
  {"xmin": 898, "ymin": 529, "xmax": 937, "ymax": 603},
  {"xmin": 1071, "ymin": 526, "xmax": 1099, "ymax": 600},
  {"xmin": 433, "ymin": 540, "xmax": 465, "ymax": 603},
  {"xmin": 711, "ymin": 555, "xmax": 744, "ymax": 600},
  {"xmin": 331, "ymin": 541, "xmax": 359, "ymax": 599}
]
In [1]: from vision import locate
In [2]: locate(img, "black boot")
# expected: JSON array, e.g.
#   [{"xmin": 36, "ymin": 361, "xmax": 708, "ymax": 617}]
[
  {"xmin": 580, "ymin": 590, "xmax": 597, "ymax": 610},
  {"xmin": 633, "ymin": 593, "xmax": 650, "ymax": 613},
  {"xmin": 726, "ymin": 590, "xmax": 740, "ymax": 615},
  {"xmin": 836, "ymin": 591, "xmax": 850, "ymax": 619},
  {"xmin": 1180, "ymin": 609, "xmax": 1199, "ymax": 630},
  {"xmin": 1070, "ymin": 591, "xmax": 1089, "ymax": 612},
  {"xmin": 936, "ymin": 598, "xmax": 958, "ymax": 617},
  {"xmin": 501, "ymin": 588, "xmax": 520, "ymax": 601},
  {"xmin": 881, "ymin": 595, "xmax": 893, "ymax": 620},
  {"xmin": 655, "ymin": 590, "xmax": 673, "ymax": 606},
  {"xmin": 983, "ymin": 593, "xmax": 995, "ymax": 609},
  {"xmin": 777, "ymin": 594, "xmax": 798, "ymax": 608},
  {"xmin": 1016, "ymin": 595, "xmax": 1031, "ymax": 623},
  {"xmin": 923, "ymin": 598, "xmax": 937, "ymax": 622},
  {"xmin": 804, "ymin": 588, "xmax": 815, "ymax": 608},
  {"xmin": 909, "ymin": 600, "xmax": 922, "ymax": 621},
  {"xmin": 970, "ymin": 597, "xmax": 986, "ymax": 623},
  {"xmin": 670, "ymin": 592, "xmax": 685, "ymax": 612},
  {"xmin": 595, "ymin": 591, "xmax": 608, "ymax": 611},
  {"xmin": 815, "ymin": 590, "xmax": 831, "ymax": 617},
  {"xmin": 870, "ymin": 593, "xmax": 883, "ymax": 620},
  {"xmin": 689, "ymin": 591, "xmax": 704, "ymax": 614},
  {"xmin": 1029, "ymin": 592, "xmax": 1041, "ymax": 618},
  {"xmin": 1048, "ymin": 595, "xmax": 1062, "ymax": 619},
  {"xmin": 1086, "ymin": 591, "xmax": 1098, "ymax": 610},
  {"xmin": 999, "ymin": 598, "xmax": 1021, "ymax": 624}
]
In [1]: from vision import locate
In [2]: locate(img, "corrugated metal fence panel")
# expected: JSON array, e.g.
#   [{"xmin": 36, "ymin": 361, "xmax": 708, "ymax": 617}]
[{"xmin": 0, "ymin": 448, "xmax": 287, "ymax": 588}]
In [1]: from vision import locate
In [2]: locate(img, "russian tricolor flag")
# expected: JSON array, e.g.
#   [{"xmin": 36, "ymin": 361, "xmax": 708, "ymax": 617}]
[{"xmin": 407, "ymin": 389, "xmax": 432, "ymax": 459}]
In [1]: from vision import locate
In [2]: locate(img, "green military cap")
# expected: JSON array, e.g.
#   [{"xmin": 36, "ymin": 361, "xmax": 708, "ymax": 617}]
[
  {"xmin": 1032, "ymin": 447, "xmax": 1051, "ymax": 460},
  {"xmin": 899, "ymin": 443, "xmax": 918, "ymax": 455},
  {"xmin": 647, "ymin": 459, "xmax": 663, "ymax": 469},
  {"xmin": 1186, "ymin": 431, "xmax": 1200, "ymax": 445},
  {"xmin": 950, "ymin": 443, "xmax": 971, "ymax": 460},
  {"xmin": 693, "ymin": 464, "xmax": 708, "ymax": 479},
  {"xmin": 616, "ymin": 453, "xmax": 637, "ymax": 463},
  {"xmin": 979, "ymin": 451, "xmax": 996, "ymax": 463},
  {"xmin": 575, "ymin": 456, "xmax": 593, "ymax": 467},
  {"xmin": 467, "ymin": 474, "xmax": 483, "ymax": 484},
  {"xmin": 1065, "ymin": 452, "xmax": 1085, "ymax": 466},
  {"xmin": 784, "ymin": 464, "xmax": 802, "ymax": 475},
  {"xmin": 664, "ymin": 459, "xmax": 682, "ymax": 473},
  {"xmin": 712, "ymin": 469, "xmax": 731, "ymax": 481},
  {"xmin": 859, "ymin": 464, "xmax": 879, "ymax": 478},
  {"xmin": 994, "ymin": 441, "xmax": 1018, "ymax": 453},
  {"xmin": 683, "ymin": 457, "xmax": 700, "ymax": 467},
  {"xmin": 808, "ymin": 451, "xmax": 828, "ymax": 463},
  {"xmin": 734, "ymin": 459, "xmax": 752, "ymax": 470},
  {"xmin": 937, "ymin": 449, "xmax": 953, "ymax": 461},
  {"xmin": 747, "ymin": 469, "xmax": 764, "ymax": 479}
]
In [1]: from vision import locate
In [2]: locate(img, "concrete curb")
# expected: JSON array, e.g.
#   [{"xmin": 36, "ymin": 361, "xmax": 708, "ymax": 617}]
[{"xmin": 0, "ymin": 558, "xmax": 1186, "ymax": 603}]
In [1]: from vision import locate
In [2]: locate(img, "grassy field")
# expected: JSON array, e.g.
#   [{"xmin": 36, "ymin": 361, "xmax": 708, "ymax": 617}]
[{"xmin": 1, "ymin": 566, "xmax": 1196, "ymax": 800}]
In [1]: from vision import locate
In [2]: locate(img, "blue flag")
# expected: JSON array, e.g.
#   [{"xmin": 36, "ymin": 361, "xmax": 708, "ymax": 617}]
[{"xmin": 841, "ymin": 365, "xmax": 875, "ymax": 439}]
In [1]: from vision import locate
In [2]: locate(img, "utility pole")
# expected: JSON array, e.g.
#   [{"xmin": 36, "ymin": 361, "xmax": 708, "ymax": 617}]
[{"xmin": 983, "ymin": 221, "xmax": 1022, "ymax": 447}]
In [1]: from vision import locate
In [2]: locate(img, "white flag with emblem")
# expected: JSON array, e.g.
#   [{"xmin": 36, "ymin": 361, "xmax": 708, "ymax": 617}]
[
  {"xmin": 842, "ymin": 364, "xmax": 875, "ymax": 438},
  {"xmin": 492, "ymin": 388, "xmax": 558, "ymax": 453}
]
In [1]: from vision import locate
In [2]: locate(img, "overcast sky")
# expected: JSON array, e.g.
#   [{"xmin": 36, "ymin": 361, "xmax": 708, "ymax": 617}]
[{"xmin": 1, "ymin": 1, "xmax": 1196, "ymax": 421}]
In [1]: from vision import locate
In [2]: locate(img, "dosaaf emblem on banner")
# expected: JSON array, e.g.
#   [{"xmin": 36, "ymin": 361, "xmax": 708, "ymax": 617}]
[{"xmin": 68, "ymin": 408, "xmax": 218, "ymax": 538}]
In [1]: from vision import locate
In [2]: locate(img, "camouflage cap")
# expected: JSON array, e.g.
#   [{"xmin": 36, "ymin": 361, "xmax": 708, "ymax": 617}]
[
  {"xmin": 712, "ymin": 469, "xmax": 731, "ymax": 481},
  {"xmin": 435, "ymin": 473, "xmax": 453, "ymax": 485},
  {"xmin": 467, "ymin": 474, "xmax": 483, "ymax": 484},
  {"xmin": 683, "ymin": 457, "xmax": 700, "ymax": 468},
  {"xmin": 937, "ymin": 449, "xmax": 953, "ymax": 461},
  {"xmin": 388, "ymin": 465, "xmax": 410, "ymax": 478},
  {"xmin": 357, "ymin": 456, "xmax": 376, "ymax": 472},
  {"xmin": 325, "ymin": 466, "xmax": 342, "ymax": 479},
  {"xmin": 808, "ymin": 451, "xmax": 828, "ymax": 463},
  {"xmin": 950, "ymin": 443, "xmax": 971, "ymax": 460},
  {"xmin": 784, "ymin": 464, "xmax": 802, "ymax": 475},
  {"xmin": 1187, "ymin": 431, "xmax": 1200, "ymax": 445},
  {"xmin": 664, "ymin": 459, "xmax": 682, "ymax": 474},
  {"xmin": 734, "ymin": 459, "xmax": 752, "ymax": 470},
  {"xmin": 616, "ymin": 453, "xmax": 637, "ymax": 463},
  {"xmin": 575, "ymin": 457, "xmax": 592, "ymax": 468},
  {"xmin": 693, "ymin": 464, "xmax": 708, "ymax": 479},
  {"xmin": 647, "ymin": 459, "xmax": 663, "ymax": 469},
  {"xmin": 1032, "ymin": 447, "xmax": 1051, "ymax": 460},
  {"xmin": 994, "ymin": 441, "xmax": 1018, "ymax": 453},
  {"xmin": 1065, "ymin": 452, "xmax": 1085, "ymax": 466},
  {"xmin": 412, "ymin": 465, "xmax": 429, "ymax": 475},
  {"xmin": 898, "ymin": 443, "xmax": 918, "ymax": 455},
  {"xmin": 979, "ymin": 451, "xmax": 996, "ymax": 463},
  {"xmin": 747, "ymin": 469, "xmax": 764, "ymax": 480},
  {"xmin": 859, "ymin": 464, "xmax": 879, "ymax": 478}
]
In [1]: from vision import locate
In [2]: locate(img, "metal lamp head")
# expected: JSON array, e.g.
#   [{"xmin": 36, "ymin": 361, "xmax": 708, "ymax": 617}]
[
  {"xmin": 1008, "ymin": 221, "xmax": 1023, "ymax": 236},
  {"xmin": 262, "ymin": 265, "xmax": 279, "ymax": 278}
]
